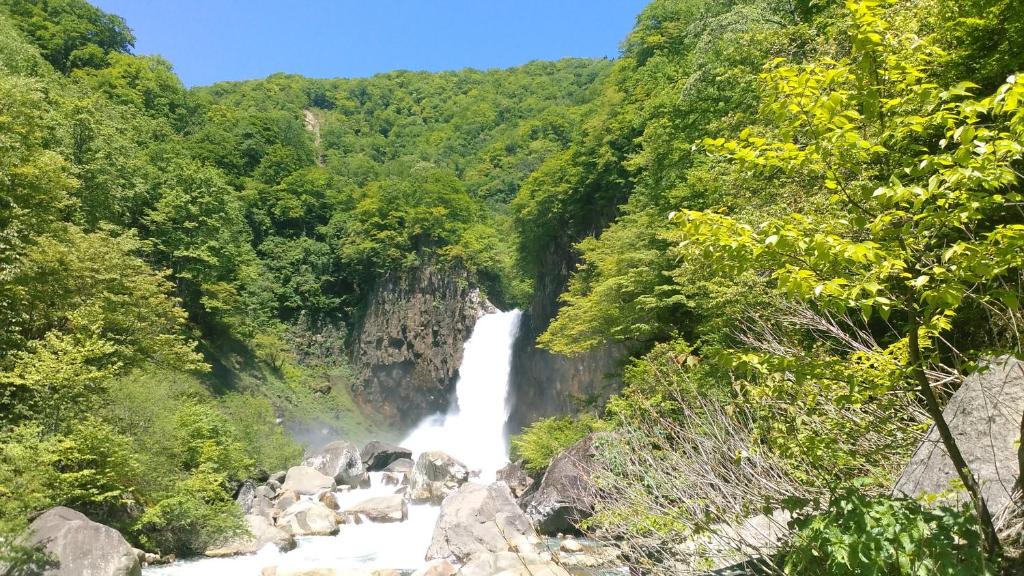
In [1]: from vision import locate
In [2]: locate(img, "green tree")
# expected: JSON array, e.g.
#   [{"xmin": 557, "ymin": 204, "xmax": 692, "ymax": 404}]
[{"xmin": 2, "ymin": 0, "xmax": 134, "ymax": 73}]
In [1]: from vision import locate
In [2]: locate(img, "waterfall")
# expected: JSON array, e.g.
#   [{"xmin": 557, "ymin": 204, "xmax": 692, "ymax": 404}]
[{"xmin": 402, "ymin": 309, "xmax": 523, "ymax": 481}]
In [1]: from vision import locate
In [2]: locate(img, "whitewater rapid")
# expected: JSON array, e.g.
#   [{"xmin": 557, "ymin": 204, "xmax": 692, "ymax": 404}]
[{"xmin": 145, "ymin": 309, "xmax": 522, "ymax": 575}]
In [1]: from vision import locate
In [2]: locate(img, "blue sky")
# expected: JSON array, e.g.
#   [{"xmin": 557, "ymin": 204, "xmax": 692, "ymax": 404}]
[{"xmin": 91, "ymin": 1, "xmax": 648, "ymax": 87}]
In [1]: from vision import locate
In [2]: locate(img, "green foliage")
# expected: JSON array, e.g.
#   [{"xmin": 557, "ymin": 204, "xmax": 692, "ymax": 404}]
[
  {"xmin": 134, "ymin": 471, "xmax": 244, "ymax": 556},
  {"xmin": 785, "ymin": 489, "xmax": 992, "ymax": 576},
  {"xmin": 511, "ymin": 415, "xmax": 607, "ymax": 473}
]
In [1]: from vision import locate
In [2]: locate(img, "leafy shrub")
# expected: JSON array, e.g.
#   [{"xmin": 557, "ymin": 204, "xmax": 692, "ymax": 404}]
[
  {"xmin": 785, "ymin": 489, "xmax": 992, "ymax": 576},
  {"xmin": 511, "ymin": 415, "xmax": 606, "ymax": 473},
  {"xmin": 134, "ymin": 471, "xmax": 244, "ymax": 556}
]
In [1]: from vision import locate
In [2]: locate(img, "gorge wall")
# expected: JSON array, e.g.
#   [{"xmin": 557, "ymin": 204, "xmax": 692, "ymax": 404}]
[{"xmin": 350, "ymin": 262, "xmax": 493, "ymax": 427}]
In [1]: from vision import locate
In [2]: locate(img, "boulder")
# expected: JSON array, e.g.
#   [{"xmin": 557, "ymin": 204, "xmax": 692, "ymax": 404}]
[
  {"xmin": 273, "ymin": 490, "xmax": 301, "ymax": 518},
  {"xmin": 525, "ymin": 433, "xmax": 601, "ymax": 535},
  {"xmin": 344, "ymin": 495, "xmax": 408, "ymax": 523},
  {"xmin": 384, "ymin": 458, "xmax": 415, "ymax": 474},
  {"xmin": 496, "ymin": 460, "xmax": 534, "ymax": 498},
  {"xmin": 277, "ymin": 500, "xmax": 339, "ymax": 536},
  {"xmin": 409, "ymin": 451, "xmax": 469, "ymax": 504},
  {"xmin": 236, "ymin": 480, "xmax": 257, "ymax": 512},
  {"xmin": 426, "ymin": 482, "xmax": 538, "ymax": 563},
  {"xmin": 895, "ymin": 356, "xmax": 1024, "ymax": 518},
  {"xmin": 361, "ymin": 441, "xmax": 413, "ymax": 471},
  {"xmin": 205, "ymin": 514, "xmax": 296, "ymax": 557},
  {"xmin": 255, "ymin": 485, "xmax": 276, "ymax": 500},
  {"xmin": 381, "ymin": 471, "xmax": 408, "ymax": 487},
  {"xmin": 318, "ymin": 490, "xmax": 340, "ymax": 510},
  {"xmin": 458, "ymin": 552, "xmax": 569, "ymax": 576},
  {"xmin": 303, "ymin": 441, "xmax": 370, "ymax": 488},
  {"xmin": 268, "ymin": 470, "xmax": 287, "ymax": 484},
  {"xmin": 410, "ymin": 560, "xmax": 457, "ymax": 576},
  {"xmin": 282, "ymin": 466, "xmax": 337, "ymax": 495},
  {"xmin": 21, "ymin": 506, "xmax": 141, "ymax": 576}
]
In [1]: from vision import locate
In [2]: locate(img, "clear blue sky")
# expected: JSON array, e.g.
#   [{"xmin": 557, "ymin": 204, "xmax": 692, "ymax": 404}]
[{"xmin": 91, "ymin": 1, "xmax": 648, "ymax": 87}]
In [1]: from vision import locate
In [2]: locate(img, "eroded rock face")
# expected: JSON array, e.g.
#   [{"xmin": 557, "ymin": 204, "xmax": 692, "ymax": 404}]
[
  {"xmin": 409, "ymin": 451, "xmax": 469, "ymax": 504},
  {"xmin": 205, "ymin": 515, "xmax": 296, "ymax": 557},
  {"xmin": 344, "ymin": 495, "xmax": 408, "ymax": 523},
  {"xmin": 525, "ymin": 433, "xmax": 601, "ymax": 535},
  {"xmin": 425, "ymin": 482, "xmax": 538, "ymax": 563},
  {"xmin": 303, "ymin": 441, "xmax": 369, "ymax": 488},
  {"xmin": 895, "ymin": 356, "xmax": 1024, "ymax": 517},
  {"xmin": 351, "ymin": 262, "xmax": 492, "ymax": 426},
  {"xmin": 22, "ymin": 507, "xmax": 141, "ymax": 576},
  {"xmin": 282, "ymin": 466, "xmax": 337, "ymax": 495},
  {"xmin": 361, "ymin": 441, "xmax": 413, "ymax": 472}
]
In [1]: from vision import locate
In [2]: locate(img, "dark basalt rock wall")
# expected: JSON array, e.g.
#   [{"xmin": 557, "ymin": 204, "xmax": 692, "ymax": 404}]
[{"xmin": 351, "ymin": 262, "xmax": 492, "ymax": 427}]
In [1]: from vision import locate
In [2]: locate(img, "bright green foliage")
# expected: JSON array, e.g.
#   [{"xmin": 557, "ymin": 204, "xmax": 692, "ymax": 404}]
[
  {"xmin": 134, "ymin": 471, "xmax": 245, "ymax": 556},
  {"xmin": 785, "ymin": 489, "xmax": 991, "ymax": 576},
  {"xmin": 511, "ymin": 415, "xmax": 607, "ymax": 473}
]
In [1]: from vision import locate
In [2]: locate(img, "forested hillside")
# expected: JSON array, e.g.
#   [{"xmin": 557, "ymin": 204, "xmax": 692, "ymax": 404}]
[
  {"xmin": 3, "ymin": 0, "xmax": 1024, "ymax": 572},
  {"xmin": 0, "ymin": 0, "xmax": 607, "ymax": 560}
]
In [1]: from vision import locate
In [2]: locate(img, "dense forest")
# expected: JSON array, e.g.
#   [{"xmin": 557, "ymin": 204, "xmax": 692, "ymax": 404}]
[{"xmin": 2, "ymin": 0, "xmax": 1024, "ymax": 573}]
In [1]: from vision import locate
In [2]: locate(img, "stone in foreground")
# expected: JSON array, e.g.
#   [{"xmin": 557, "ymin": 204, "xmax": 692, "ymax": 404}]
[
  {"xmin": 426, "ymin": 482, "xmax": 538, "ymax": 563},
  {"xmin": 205, "ymin": 514, "xmax": 296, "ymax": 557},
  {"xmin": 344, "ymin": 494, "xmax": 409, "ymax": 523},
  {"xmin": 894, "ymin": 356, "xmax": 1024, "ymax": 518},
  {"xmin": 21, "ymin": 506, "xmax": 141, "ymax": 576}
]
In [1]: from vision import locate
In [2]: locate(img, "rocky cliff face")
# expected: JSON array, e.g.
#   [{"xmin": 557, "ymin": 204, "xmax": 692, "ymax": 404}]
[
  {"xmin": 351, "ymin": 262, "xmax": 492, "ymax": 427},
  {"xmin": 507, "ymin": 244, "xmax": 625, "ymax": 434}
]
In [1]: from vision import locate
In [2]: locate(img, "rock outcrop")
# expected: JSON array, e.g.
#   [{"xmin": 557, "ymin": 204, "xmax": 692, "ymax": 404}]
[
  {"xmin": 894, "ymin": 356, "xmax": 1024, "ymax": 517},
  {"xmin": 408, "ymin": 451, "xmax": 469, "ymax": 504},
  {"xmin": 524, "ymin": 433, "xmax": 601, "ymax": 535},
  {"xmin": 205, "ymin": 514, "xmax": 296, "ymax": 557},
  {"xmin": 351, "ymin": 262, "xmax": 492, "ymax": 426},
  {"xmin": 361, "ymin": 441, "xmax": 413, "ymax": 472},
  {"xmin": 281, "ymin": 466, "xmax": 337, "ymax": 495},
  {"xmin": 21, "ymin": 507, "xmax": 141, "ymax": 576},
  {"xmin": 426, "ymin": 482, "xmax": 539, "ymax": 563},
  {"xmin": 303, "ymin": 441, "xmax": 369, "ymax": 488}
]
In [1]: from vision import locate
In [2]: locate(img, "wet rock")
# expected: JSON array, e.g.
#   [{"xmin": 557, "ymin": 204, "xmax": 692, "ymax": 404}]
[
  {"xmin": 318, "ymin": 490, "xmax": 340, "ymax": 510},
  {"xmin": 458, "ymin": 551, "xmax": 569, "ymax": 576},
  {"xmin": 303, "ymin": 441, "xmax": 370, "ymax": 488},
  {"xmin": 496, "ymin": 460, "xmax": 534, "ymax": 498},
  {"xmin": 426, "ymin": 482, "xmax": 538, "ymax": 563},
  {"xmin": 344, "ymin": 494, "xmax": 408, "ymax": 523},
  {"xmin": 409, "ymin": 451, "xmax": 469, "ymax": 504},
  {"xmin": 21, "ymin": 506, "xmax": 141, "ymax": 576},
  {"xmin": 282, "ymin": 466, "xmax": 337, "ymax": 495},
  {"xmin": 205, "ymin": 514, "xmax": 296, "ymax": 557},
  {"xmin": 384, "ymin": 458, "xmax": 415, "ymax": 474},
  {"xmin": 277, "ymin": 500, "xmax": 339, "ymax": 536},
  {"xmin": 362, "ymin": 441, "xmax": 413, "ymax": 471},
  {"xmin": 525, "ymin": 433, "xmax": 601, "ymax": 535},
  {"xmin": 895, "ymin": 356, "xmax": 1024, "ymax": 518},
  {"xmin": 559, "ymin": 537, "xmax": 583, "ymax": 553}
]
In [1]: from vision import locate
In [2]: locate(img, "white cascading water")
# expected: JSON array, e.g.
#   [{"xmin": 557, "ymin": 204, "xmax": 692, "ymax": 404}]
[
  {"xmin": 402, "ymin": 308, "xmax": 522, "ymax": 481},
  {"xmin": 145, "ymin": 309, "xmax": 522, "ymax": 575}
]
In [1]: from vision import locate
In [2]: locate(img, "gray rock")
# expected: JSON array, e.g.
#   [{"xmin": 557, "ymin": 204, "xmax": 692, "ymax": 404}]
[
  {"xmin": 459, "ymin": 551, "xmax": 569, "ymax": 576},
  {"xmin": 344, "ymin": 495, "xmax": 408, "ymax": 523},
  {"xmin": 496, "ymin": 460, "xmax": 534, "ymax": 498},
  {"xmin": 268, "ymin": 470, "xmax": 287, "ymax": 484},
  {"xmin": 426, "ymin": 482, "xmax": 538, "ymax": 563},
  {"xmin": 894, "ymin": 356, "xmax": 1024, "ymax": 517},
  {"xmin": 303, "ymin": 441, "xmax": 369, "ymax": 488},
  {"xmin": 281, "ymin": 466, "xmax": 336, "ymax": 495},
  {"xmin": 525, "ymin": 433, "xmax": 600, "ymax": 535},
  {"xmin": 204, "ymin": 514, "xmax": 296, "ymax": 557},
  {"xmin": 410, "ymin": 560, "xmax": 457, "ymax": 576},
  {"xmin": 383, "ymin": 458, "xmax": 415, "ymax": 474},
  {"xmin": 236, "ymin": 481, "xmax": 257, "ymax": 513},
  {"xmin": 21, "ymin": 507, "xmax": 141, "ymax": 576},
  {"xmin": 409, "ymin": 451, "xmax": 469, "ymax": 504},
  {"xmin": 255, "ymin": 485, "xmax": 276, "ymax": 500},
  {"xmin": 277, "ymin": 500, "xmax": 339, "ymax": 536},
  {"xmin": 361, "ymin": 441, "xmax": 413, "ymax": 471}
]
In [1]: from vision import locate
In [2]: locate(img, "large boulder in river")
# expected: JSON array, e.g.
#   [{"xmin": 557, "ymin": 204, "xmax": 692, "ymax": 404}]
[
  {"xmin": 205, "ymin": 514, "xmax": 296, "ymax": 557},
  {"xmin": 277, "ymin": 500, "xmax": 339, "ymax": 536},
  {"xmin": 524, "ymin": 433, "xmax": 601, "ymax": 535},
  {"xmin": 894, "ymin": 356, "xmax": 1024, "ymax": 517},
  {"xmin": 344, "ymin": 494, "xmax": 408, "ymax": 523},
  {"xmin": 426, "ymin": 482, "xmax": 539, "ymax": 563},
  {"xmin": 282, "ymin": 466, "xmax": 337, "ymax": 495},
  {"xmin": 21, "ymin": 506, "xmax": 141, "ymax": 576},
  {"xmin": 361, "ymin": 441, "xmax": 413, "ymax": 471},
  {"xmin": 409, "ymin": 451, "xmax": 469, "ymax": 504},
  {"xmin": 303, "ymin": 441, "xmax": 370, "ymax": 488}
]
